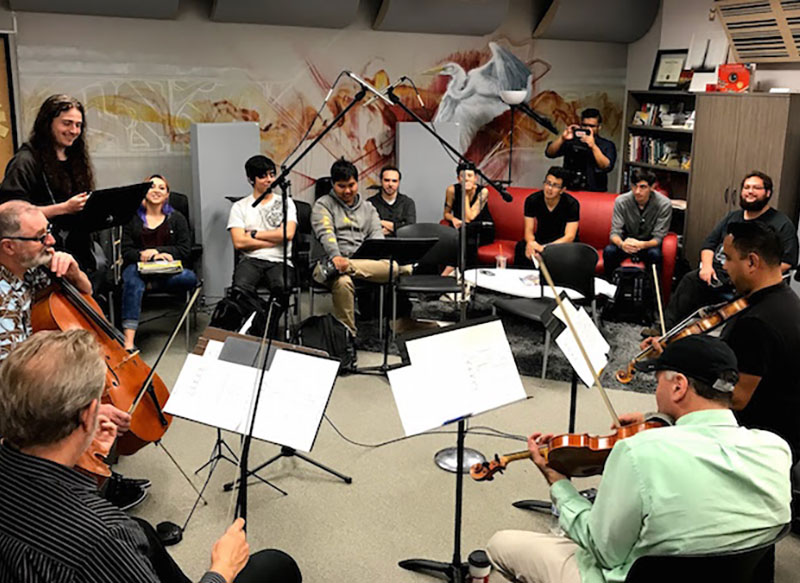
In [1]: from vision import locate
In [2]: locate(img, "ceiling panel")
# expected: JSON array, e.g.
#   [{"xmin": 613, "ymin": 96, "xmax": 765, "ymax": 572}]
[
  {"xmin": 533, "ymin": 0, "xmax": 660, "ymax": 43},
  {"xmin": 8, "ymin": 0, "xmax": 180, "ymax": 19},
  {"xmin": 374, "ymin": 0, "xmax": 509, "ymax": 35},
  {"xmin": 210, "ymin": 0, "xmax": 360, "ymax": 28}
]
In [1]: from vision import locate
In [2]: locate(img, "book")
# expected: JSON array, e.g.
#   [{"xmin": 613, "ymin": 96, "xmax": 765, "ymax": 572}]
[{"xmin": 137, "ymin": 260, "xmax": 184, "ymax": 275}]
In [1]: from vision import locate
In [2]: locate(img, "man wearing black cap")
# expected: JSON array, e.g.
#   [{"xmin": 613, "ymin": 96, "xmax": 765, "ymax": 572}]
[{"xmin": 487, "ymin": 335, "xmax": 791, "ymax": 583}]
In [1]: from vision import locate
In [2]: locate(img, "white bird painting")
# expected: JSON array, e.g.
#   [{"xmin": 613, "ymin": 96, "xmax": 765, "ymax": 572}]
[{"xmin": 429, "ymin": 42, "xmax": 533, "ymax": 152}]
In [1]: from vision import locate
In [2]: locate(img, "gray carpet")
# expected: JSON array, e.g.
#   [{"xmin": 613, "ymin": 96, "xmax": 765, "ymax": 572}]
[{"xmin": 358, "ymin": 293, "xmax": 657, "ymax": 394}]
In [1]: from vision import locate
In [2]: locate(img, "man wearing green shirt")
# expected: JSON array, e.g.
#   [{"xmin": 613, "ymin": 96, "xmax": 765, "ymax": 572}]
[{"xmin": 487, "ymin": 336, "xmax": 791, "ymax": 583}]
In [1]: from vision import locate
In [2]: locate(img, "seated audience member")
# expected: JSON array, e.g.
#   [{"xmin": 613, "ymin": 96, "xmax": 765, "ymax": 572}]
[
  {"xmin": 658, "ymin": 170, "xmax": 798, "ymax": 331},
  {"xmin": 513, "ymin": 166, "xmax": 579, "ymax": 267},
  {"xmin": 603, "ymin": 168, "xmax": 672, "ymax": 279},
  {"xmin": 443, "ymin": 162, "xmax": 492, "ymax": 273},
  {"xmin": 0, "ymin": 329, "xmax": 302, "ymax": 583},
  {"xmin": 120, "ymin": 175, "xmax": 197, "ymax": 349},
  {"xmin": 227, "ymin": 155, "xmax": 297, "ymax": 339},
  {"xmin": 311, "ymin": 158, "xmax": 411, "ymax": 338},
  {"xmin": 368, "ymin": 165, "xmax": 416, "ymax": 237},
  {"xmin": 487, "ymin": 335, "xmax": 791, "ymax": 583},
  {"xmin": 544, "ymin": 107, "xmax": 616, "ymax": 192}
]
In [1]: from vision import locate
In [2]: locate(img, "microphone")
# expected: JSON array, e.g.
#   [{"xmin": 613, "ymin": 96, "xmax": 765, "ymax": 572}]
[
  {"xmin": 516, "ymin": 101, "xmax": 559, "ymax": 135},
  {"xmin": 345, "ymin": 71, "xmax": 393, "ymax": 106},
  {"xmin": 364, "ymin": 75, "xmax": 407, "ymax": 107},
  {"xmin": 496, "ymin": 186, "xmax": 513, "ymax": 202}
]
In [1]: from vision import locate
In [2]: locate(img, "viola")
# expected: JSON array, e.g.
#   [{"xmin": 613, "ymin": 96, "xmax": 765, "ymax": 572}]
[
  {"xmin": 615, "ymin": 297, "xmax": 749, "ymax": 384},
  {"xmin": 471, "ymin": 419, "xmax": 670, "ymax": 482},
  {"xmin": 31, "ymin": 276, "xmax": 173, "ymax": 479}
]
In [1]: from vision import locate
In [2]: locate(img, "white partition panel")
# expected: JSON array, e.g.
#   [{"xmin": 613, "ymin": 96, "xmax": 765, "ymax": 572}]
[
  {"xmin": 396, "ymin": 121, "xmax": 461, "ymax": 225},
  {"xmin": 190, "ymin": 122, "xmax": 260, "ymax": 301}
]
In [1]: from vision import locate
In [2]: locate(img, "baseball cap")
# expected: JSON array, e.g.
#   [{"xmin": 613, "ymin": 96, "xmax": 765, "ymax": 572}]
[{"xmin": 634, "ymin": 335, "xmax": 739, "ymax": 392}]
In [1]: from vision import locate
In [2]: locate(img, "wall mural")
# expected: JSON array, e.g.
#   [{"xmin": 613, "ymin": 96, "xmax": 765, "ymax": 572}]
[{"xmin": 18, "ymin": 38, "xmax": 622, "ymax": 198}]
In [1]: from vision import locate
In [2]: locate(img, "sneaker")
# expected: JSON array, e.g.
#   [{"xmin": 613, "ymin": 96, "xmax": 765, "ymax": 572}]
[
  {"xmin": 104, "ymin": 475, "xmax": 148, "ymax": 511},
  {"xmin": 111, "ymin": 472, "xmax": 151, "ymax": 489}
]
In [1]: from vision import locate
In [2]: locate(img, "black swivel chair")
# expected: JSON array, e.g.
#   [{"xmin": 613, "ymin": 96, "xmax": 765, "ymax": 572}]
[
  {"xmin": 492, "ymin": 242, "xmax": 598, "ymax": 379},
  {"xmin": 624, "ymin": 522, "xmax": 791, "ymax": 583},
  {"xmin": 392, "ymin": 223, "xmax": 461, "ymax": 338}
]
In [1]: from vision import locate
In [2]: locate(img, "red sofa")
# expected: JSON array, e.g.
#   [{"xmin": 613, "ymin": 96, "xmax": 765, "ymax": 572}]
[{"xmin": 476, "ymin": 186, "xmax": 678, "ymax": 301}]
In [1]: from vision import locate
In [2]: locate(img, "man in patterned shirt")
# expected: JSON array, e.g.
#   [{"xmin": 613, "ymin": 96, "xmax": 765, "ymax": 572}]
[{"xmin": 0, "ymin": 200, "xmax": 92, "ymax": 359}]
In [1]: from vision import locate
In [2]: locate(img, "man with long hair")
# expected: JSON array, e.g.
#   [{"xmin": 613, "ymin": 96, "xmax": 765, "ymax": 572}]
[{"xmin": 0, "ymin": 94, "xmax": 98, "ymax": 276}]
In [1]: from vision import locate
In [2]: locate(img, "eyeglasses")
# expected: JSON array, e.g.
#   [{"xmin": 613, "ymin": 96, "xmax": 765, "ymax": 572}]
[
  {"xmin": 581, "ymin": 123, "xmax": 598, "ymax": 129},
  {"xmin": 4, "ymin": 224, "xmax": 53, "ymax": 244},
  {"xmin": 543, "ymin": 181, "xmax": 564, "ymax": 189}
]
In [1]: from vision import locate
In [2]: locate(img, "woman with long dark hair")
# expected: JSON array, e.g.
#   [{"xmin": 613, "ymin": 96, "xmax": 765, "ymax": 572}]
[{"xmin": 0, "ymin": 94, "xmax": 97, "ymax": 271}]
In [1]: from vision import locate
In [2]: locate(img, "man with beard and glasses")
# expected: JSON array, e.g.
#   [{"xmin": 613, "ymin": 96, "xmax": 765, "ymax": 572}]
[
  {"xmin": 651, "ymin": 171, "xmax": 798, "ymax": 333},
  {"xmin": 0, "ymin": 201, "xmax": 150, "ymax": 513}
]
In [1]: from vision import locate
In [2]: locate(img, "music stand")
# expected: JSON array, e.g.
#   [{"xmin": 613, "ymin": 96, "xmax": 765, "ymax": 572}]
[
  {"xmin": 80, "ymin": 182, "xmax": 151, "ymax": 232},
  {"xmin": 350, "ymin": 237, "xmax": 437, "ymax": 376},
  {"xmin": 387, "ymin": 316, "xmax": 527, "ymax": 583}
]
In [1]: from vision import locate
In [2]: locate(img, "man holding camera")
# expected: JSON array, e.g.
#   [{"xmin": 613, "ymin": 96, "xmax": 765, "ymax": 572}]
[{"xmin": 545, "ymin": 108, "xmax": 616, "ymax": 192}]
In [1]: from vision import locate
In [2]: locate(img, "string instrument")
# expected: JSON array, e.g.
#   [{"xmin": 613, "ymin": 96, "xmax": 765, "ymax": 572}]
[
  {"xmin": 615, "ymin": 297, "xmax": 749, "ymax": 384},
  {"xmin": 471, "ymin": 419, "xmax": 670, "ymax": 481},
  {"xmin": 31, "ymin": 275, "xmax": 174, "ymax": 479}
]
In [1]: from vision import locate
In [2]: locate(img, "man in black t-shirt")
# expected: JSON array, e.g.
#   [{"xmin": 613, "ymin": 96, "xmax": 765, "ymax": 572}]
[
  {"xmin": 659, "ymin": 171, "xmax": 798, "ymax": 331},
  {"xmin": 545, "ymin": 108, "xmax": 617, "ymax": 192},
  {"xmin": 717, "ymin": 221, "xmax": 800, "ymax": 463},
  {"xmin": 514, "ymin": 167, "xmax": 579, "ymax": 267}
]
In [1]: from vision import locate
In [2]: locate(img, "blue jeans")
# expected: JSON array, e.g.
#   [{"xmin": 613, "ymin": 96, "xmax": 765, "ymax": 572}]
[
  {"xmin": 602, "ymin": 244, "xmax": 662, "ymax": 280},
  {"xmin": 121, "ymin": 263, "xmax": 198, "ymax": 330}
]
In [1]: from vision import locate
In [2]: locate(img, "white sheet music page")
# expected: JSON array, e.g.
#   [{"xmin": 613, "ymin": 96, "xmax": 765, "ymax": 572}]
[
  {"xmin": 251, "ymin": 349, "xmax": 339, "ymax": 452},
  {"xmin": 552, "ymin": 298, "xmax": 609, "ymax": 388},
  {"xmin": 165, "ymin": 353, "xmax": 258, "ymax": 433},
  {"xmin": 388, "ymin": 319, "xmax": 526, "ymax": 436}
]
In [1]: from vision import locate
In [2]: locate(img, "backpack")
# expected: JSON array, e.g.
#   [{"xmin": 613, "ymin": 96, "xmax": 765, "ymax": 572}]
[
  {"xmin": 292, "ymin": 314, "xmax": 354, "ymax": 372},
  {"xmin": 209, "ymin": 287, "xmax": 270, "ymax": 337},
  {"xmin": 603, "ymin": 267, "xmax": 654, "ymax": 324}
]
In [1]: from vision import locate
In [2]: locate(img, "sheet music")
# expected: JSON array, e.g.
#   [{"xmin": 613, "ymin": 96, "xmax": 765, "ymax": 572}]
[
  {"xmin": 388, "ymin": 319, "xmax": 526, "ymax": 436},
  {"xmin": 203, "ymin": 339, "xmax": 225, "ymax": 361},
  {"xmin": 165, "ymin": 348, "xmax": 339, "ymax": 452},
  {"xmin": 552, "ymin": 299, "xmax": 609, "ymax": 388}
]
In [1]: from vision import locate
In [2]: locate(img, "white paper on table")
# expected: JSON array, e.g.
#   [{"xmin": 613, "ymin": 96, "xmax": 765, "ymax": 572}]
[
  {"xmin": 389, "ymin": 319, "xmax": 526, "ymax": 436},
  {"xmin": 251, "ymin": 349, "xmax": 339, "ymax": 452},
  {"xmin": 552, "ymin": 299, "xmax": 609, "ymax": 388}
]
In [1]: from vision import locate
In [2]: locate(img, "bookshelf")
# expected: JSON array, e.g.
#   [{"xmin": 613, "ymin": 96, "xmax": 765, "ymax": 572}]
[{"xmin": 622, "ymin": 90, "xmax": 697, "ymax": 238}]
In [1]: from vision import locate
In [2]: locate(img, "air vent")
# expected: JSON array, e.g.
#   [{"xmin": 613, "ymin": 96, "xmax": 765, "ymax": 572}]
[{"xmin": 717, "ymin": 0, "xmax": 800, "ymax": 62}]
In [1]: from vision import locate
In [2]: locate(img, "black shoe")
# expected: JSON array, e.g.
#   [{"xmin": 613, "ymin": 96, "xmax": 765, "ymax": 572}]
[
  {"xmin": 111, "ymin": 472, "xmax": 151, "ymax": 489},
  {"xmin": 104, "ymin": 475, "xmax": 148, "ymax": 511}
]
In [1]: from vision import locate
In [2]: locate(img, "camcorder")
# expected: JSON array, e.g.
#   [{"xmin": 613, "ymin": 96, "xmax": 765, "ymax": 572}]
[{"xmin": 573, "ymin": 127, "xmax": 592, "ymax": 140}]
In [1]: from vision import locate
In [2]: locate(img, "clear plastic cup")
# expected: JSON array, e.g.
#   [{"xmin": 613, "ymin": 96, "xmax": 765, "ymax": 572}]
[{"xmin": 495, "ymin": 255, "xmax": 507, "ymax": 269}]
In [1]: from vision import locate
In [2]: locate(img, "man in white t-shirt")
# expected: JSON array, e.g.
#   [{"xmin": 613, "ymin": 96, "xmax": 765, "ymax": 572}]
[{"xmin": 227, "ymin": 155, "xmax": 297, "ymax": 337}]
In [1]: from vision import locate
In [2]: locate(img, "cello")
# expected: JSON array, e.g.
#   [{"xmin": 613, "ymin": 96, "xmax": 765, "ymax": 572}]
[{"xmin": 31, "ymin": 274, "xmax": 188, "ymax": 478}]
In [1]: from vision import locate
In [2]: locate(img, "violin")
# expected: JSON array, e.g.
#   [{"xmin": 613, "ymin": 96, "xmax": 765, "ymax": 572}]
[
  {"xmin": 31, "ymin": 275, "xmax": 173, "ymax": 479},
  {"xmin": 471, "ymin": 418, "xmax": 670, "ymax": 482},
  {"xmin": 615, "ymin": 297, "xmax": 749, "ymax": 384}
]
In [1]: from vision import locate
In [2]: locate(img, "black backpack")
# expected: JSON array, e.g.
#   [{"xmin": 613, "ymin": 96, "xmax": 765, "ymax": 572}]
[
  {"xmin": 209, "ymin": 287, "xmax": 270, "ymax": 337},
  {"xmin": 603, "ymin": 267, "xmax": 654, "ymax": 324},
  {"xmin": 292, "ymin": 314, "xmax": 354, "ymax": 372}
]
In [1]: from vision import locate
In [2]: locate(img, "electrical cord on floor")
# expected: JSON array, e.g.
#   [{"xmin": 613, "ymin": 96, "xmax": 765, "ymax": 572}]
[{"xmin": 323, "ymin": 414, "xmax": 527, "ymax": 449}]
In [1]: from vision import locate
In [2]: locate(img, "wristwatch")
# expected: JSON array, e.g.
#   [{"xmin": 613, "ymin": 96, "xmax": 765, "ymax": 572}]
[{"xmin": 250, "ymin": 230, "xmax": 258, "ymax": 239}]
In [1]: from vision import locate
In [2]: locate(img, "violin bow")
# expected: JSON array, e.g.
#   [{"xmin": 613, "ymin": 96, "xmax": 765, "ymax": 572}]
[
  {"xmin": 652, "ymin": 264, "xmax": 666, "ymax": 337},
  {"xmin": 537, "ymin": 253, "xmax": 621, "ymax": 428}
]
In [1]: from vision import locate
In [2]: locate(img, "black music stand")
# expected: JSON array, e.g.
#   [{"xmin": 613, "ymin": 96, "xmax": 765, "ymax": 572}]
[
  {"xmin": 351, "ymin": 237, "xmax": 437, "ymax": 376},
  {"xmin": 80, "ymin": 182, "xmax": 151, "ymax": 231}
]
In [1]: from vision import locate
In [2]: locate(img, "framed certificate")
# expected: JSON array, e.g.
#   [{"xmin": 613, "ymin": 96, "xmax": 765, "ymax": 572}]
[{"xmin": 650, "ymin": 49, "xmax": 689, "ymax": 89}]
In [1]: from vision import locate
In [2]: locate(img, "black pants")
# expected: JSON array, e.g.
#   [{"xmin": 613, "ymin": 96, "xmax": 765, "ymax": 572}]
[
  {"xmin": 662, "ymin": 268, "xmax": 733, "ymax": 330},
  {"xmin": 133, "ymin": 517, "xmax": 302, "ymax": 583},
  {"xmin": 602, "ymin": 244, "xmax": 663, "ymax": 280},
  {"xmin": 513, "ymin": 240, "xmax": 536, "ymax": 267},
  {"xmin": 233, "ymin": 257, "xmax": 296, "ymax": 338}
]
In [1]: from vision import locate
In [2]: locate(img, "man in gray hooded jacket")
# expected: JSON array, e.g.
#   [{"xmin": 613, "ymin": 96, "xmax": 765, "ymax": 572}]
[{"xmin": 312, "ymin": 158, "xmax": 411, "ymax": 335}]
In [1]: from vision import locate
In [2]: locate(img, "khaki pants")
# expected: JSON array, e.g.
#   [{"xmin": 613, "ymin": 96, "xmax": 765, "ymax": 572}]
[
  {"xmin": 313, "ymin": 258, "xmax": 412, "ymax": 334},
  {"xmin": 487, "ymin": 530, "xmax": 581, "ymax": 583}
]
